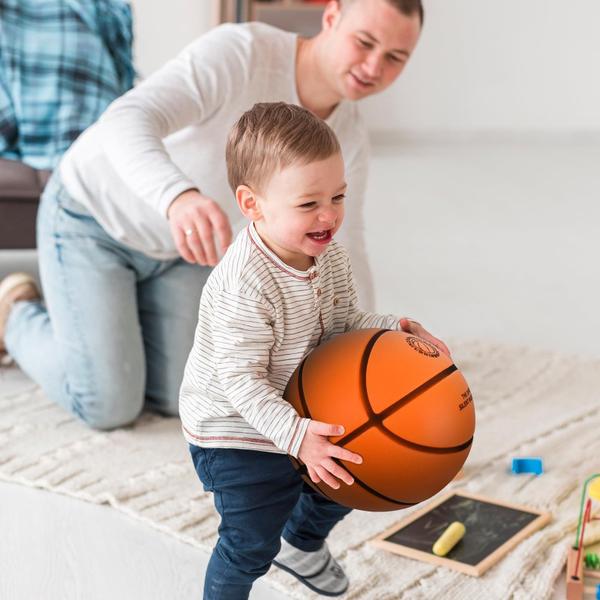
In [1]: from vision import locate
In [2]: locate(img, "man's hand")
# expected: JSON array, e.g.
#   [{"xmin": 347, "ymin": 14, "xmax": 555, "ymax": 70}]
[
  {"xmin": 399, "ymin": 317, "xmax": 451, "ymax": 358},
  {"xmin": 298, "ymin": 420, "xmax": 363, "ymax": 489},
  {"xmin": 167, "ymin": 189, "xmax": 232, "ymax": 266}
]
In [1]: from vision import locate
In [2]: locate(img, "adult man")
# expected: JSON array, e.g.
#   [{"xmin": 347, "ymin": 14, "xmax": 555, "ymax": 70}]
[{"xmin": 0, "ymin": 0, "xmax": 429, "ymax": 429}]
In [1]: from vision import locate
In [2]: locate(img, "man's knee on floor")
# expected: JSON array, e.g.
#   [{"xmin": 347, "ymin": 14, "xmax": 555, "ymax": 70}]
[
  {"xmin": 70, "ymin": 388, "xmax": 144, "ymax": 430},
  {"xmin": 81, "ymin": 406, "xmax": 141, "ymax": 430},
  {"xmin": 145, "ymin": 388, "xmax": 179, "ymax": 417}
]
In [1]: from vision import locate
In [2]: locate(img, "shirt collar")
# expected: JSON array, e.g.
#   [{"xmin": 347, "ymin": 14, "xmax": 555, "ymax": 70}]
[{"xmin": 247, "ymin": 222, "xmax": 321, "ymax": 280}]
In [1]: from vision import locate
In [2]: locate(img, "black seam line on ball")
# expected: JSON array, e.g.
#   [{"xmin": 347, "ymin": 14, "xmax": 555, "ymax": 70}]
[
  {"xmin": 376, "ymin": 365, "xmax": 459, "ymax": 423},
  {"xmin": 339, "ymin": 363, "xmax": 461, "ymax": 449},
  {"xmin": 332, "ymin": 458, "xmax": 416, "ymax": 507},
  {"xmin": 298, "ymin": 328, "xmax": 386, "ymax": 421},
  {"xmin": 360, "ymin": 329, "xmax": 390, "ymax": 419}
]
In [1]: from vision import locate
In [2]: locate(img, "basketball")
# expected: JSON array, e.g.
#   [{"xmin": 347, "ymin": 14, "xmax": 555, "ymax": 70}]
[{"xmin": 284, "ymin": 329, "xmax": 475, "ymax": 511}]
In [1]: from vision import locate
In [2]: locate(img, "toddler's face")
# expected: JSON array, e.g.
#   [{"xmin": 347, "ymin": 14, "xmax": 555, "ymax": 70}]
[{"xmin": 254, "ymin": 153, "xmax": 346, "ymax": 270}]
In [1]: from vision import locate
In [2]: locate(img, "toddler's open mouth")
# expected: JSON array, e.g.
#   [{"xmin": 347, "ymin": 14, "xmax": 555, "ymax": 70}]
[{"xmin": 306, "ymin": 229, "xmax": 332, "ymax": 244}]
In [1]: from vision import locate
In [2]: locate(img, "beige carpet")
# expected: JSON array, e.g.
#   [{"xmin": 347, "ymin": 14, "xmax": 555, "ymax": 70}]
[{"xmin": 1, "ymin": 340, "xmax": 599, "ymax": 599}]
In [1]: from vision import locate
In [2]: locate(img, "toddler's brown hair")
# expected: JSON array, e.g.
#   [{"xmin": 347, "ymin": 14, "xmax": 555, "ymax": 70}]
[{"xmin": 226, "ymin": 102, "xmax": 340, "ymax": 194}]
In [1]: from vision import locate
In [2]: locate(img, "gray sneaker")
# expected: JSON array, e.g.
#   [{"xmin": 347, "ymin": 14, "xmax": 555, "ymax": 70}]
[
  {"xmin": 272, "ymin": 538, "xmax": 349, "ymax": 597},
  {"xmin": 0, "ymin": 273, "xmax": 41, "ymax": 353}
]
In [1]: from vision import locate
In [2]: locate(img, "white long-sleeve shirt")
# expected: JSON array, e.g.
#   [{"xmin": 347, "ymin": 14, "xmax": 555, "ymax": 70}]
[
  {"xmin": 179, "ymin": 224, "xmax": 399, "ymax": 457},
  {"xmin": 59, "ymin": 22, "xmax": 375, "ymax": 308}
]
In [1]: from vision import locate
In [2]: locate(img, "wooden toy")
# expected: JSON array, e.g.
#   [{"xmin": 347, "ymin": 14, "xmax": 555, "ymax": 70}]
[{"xmin": 566, "ymin": 474, "xmax": 600, "ymax": 600}]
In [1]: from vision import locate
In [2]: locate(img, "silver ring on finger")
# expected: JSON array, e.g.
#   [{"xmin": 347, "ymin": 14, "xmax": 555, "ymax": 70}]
[{"xmin": 184, "ymin": 228, "xmax": 194, "ymax": 237}]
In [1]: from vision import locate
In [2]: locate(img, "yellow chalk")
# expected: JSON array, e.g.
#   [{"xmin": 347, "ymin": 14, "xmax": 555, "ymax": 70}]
[
  {"xmin": 590, "ymin": 478, "xmax": 600, "ymax": 501},
  {"xmin": 432, "ymin": 521, "xmax": 466, "ymax": 557}
]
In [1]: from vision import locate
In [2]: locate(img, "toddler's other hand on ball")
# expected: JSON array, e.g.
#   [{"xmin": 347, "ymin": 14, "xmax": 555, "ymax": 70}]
[
  {"xmin": 399, "ymin": 318, "xmax": 451, "ymax": 358},
  {"xmin": 298, "ymin": 420, "xmax": 363, "ymax": 490}
]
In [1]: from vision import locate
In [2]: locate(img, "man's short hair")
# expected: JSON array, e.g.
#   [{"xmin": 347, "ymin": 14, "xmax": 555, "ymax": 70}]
[
  {"xmin": 226, "ymin": 102, "xmax": 341, "ymax": 193},
  {"xmin": 343, "ymin": 0, "xmax": 424, "ymax": 25}
]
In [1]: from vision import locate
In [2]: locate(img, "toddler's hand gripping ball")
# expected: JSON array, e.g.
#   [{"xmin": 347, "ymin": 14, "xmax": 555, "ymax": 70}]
[{"xmin": 284, "ymin": 329, "xmax": 475, "ymax": 511}]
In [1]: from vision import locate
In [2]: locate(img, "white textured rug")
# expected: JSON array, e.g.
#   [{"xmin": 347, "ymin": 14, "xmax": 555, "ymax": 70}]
[{"xmin": 1, "ymin": 341, "xmax": 599, "ymax": 599}]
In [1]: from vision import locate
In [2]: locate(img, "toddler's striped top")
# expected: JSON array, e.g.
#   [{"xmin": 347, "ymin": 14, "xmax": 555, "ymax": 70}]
[{"xmin": 179, "ymin": 223, "xmax": 400, "ymax": 457}]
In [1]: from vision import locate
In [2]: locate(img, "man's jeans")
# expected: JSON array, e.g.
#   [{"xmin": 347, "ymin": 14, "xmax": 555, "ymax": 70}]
[
  {"xmin": 5, "ymin": 174, "xmax": 210, "ymax": 428},
  {"xmin": 190, "ymin": 446, "xmax": 352, "ymax": 600}
]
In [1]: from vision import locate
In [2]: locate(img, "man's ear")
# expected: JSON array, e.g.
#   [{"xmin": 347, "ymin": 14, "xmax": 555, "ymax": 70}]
[
  {"xmin": 236, "ymin": 185, "xmax": 262, "ymax": 221},
  {"xmin": 322, "ymin": 0, "xmax": 343, "ymax": 32}
]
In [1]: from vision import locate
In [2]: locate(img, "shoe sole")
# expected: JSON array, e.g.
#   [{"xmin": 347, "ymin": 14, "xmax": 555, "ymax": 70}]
[
  {"xmin": 272, "ymin": 559, "xmax": 349, "ymax": 597},
  {"xmin": 0, "ymin": 273, "xmax": 38, "ymax": 300},
  {"xmin": 0, "ymin": 273, "xmax": 40, "ymax": 353}
]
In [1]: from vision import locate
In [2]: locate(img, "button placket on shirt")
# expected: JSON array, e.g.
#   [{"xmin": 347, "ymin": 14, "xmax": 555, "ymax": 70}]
[
  {"xmin": 308, "ymin": 269, "xmax": 321, "ymax": 306},
  {"xmin": 307, "ymin": 268, "xmax": 325, "ymax": 343}
]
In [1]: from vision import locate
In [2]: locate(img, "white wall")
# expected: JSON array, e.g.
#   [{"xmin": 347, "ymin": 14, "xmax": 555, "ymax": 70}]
[
  {"xmin": 129, "ymin": 0, "xmax": 215, "ymax": 77},
  {"xmin": 361, "ymin": 0, "xmax": 600, "ymax": 134},
  {"xmin": 366, "ymin": 139, "xmax": 600, "ymax": 358}
]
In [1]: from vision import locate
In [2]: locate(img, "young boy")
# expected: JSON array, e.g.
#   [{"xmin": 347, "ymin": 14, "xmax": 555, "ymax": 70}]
[{"xmin": 180, "ymin": 102, "xmax": 448, "ymax": 599}]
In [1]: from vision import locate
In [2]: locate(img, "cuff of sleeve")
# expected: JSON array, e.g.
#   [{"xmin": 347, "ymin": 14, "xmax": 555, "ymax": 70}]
[
  {"xmin": 286, "ymin": 417, "xmax": 311, "ymax": 458},
  {"xmin": 385, "ymin": 315, "xmax": 401, "ymax": 331},
  {"xmin": 156, "ymin": 180, "xmax": 200, "ymax": 218}
]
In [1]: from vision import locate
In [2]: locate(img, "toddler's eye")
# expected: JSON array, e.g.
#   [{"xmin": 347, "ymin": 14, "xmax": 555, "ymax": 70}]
[
  {"xmin": 332, "ymin": 194, "xmax": 346, "ymax": 203},
  {"xmin": 298, "ymin": 202, "xmax": 317, "ymax": 209}
]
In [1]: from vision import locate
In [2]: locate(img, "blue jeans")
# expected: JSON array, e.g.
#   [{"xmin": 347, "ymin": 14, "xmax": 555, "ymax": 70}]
[
  {"xmin": 190, "ymin": 446, "xmax": 352, "ymax": 600},
  {"xmin": 5, "ymin": 173, "xmax": 210, "ymax": 429}
]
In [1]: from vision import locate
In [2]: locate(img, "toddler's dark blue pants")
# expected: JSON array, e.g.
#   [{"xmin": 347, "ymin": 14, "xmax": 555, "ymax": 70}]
[{"xmin": 190, "ymin": 445, "xmax": 352, "ymax": 599}]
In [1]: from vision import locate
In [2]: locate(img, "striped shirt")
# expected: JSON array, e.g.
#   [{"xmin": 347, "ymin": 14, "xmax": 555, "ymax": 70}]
[{"xmin": 180, "ymin": 223, "xmax": 400, "ymax": 457}]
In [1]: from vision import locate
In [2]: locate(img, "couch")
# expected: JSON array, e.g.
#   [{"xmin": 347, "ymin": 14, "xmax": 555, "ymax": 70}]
[{"xmin": 0, "ymin": 159, "xmax": 50, "ymax": 249}]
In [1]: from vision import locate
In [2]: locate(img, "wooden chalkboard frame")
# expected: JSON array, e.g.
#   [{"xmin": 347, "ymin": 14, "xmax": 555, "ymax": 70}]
[{"xmin": 370, "ymin": 489, "xmax": 552, "ymax": 576}]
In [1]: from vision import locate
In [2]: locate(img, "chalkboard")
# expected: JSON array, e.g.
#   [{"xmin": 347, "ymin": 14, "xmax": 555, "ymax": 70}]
[{"xmin": 371, "ymin": 490, "xmax": 552, "ymax": 576}]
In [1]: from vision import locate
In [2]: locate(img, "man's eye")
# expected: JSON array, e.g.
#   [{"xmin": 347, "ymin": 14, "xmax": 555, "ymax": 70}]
[
  {"xmin": 388, "ymin": 55, "xmax": 405, "ymax": 64},
  {"xmin": 357, "ymin": 39, "xmax": 373, "ymax": 49}
]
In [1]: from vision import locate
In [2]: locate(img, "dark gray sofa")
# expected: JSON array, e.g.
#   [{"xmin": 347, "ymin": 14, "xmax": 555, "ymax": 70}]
[{"xmin": 0, "ymin": 159, "xmax": 51, "ymax": 249}]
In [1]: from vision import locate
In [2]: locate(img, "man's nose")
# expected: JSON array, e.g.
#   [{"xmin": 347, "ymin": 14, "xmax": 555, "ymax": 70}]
[{"xmin": 363, "ymin": 54, "xmax": 383, "ymax": 80}]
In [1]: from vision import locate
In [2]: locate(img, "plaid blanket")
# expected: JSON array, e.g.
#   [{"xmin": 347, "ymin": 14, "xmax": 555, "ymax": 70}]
[{"xmin": 0, "ymin": 0, "xmax": 135, "ymax": 170}]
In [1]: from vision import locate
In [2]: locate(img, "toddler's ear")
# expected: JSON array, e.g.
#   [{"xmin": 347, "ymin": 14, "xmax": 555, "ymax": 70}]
[{"xmin": 236, "ymin": 184, "xmax": 262, "ymax": 221}]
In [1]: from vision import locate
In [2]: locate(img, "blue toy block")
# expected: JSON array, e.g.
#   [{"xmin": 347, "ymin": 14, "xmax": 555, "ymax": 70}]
[
  {"xmin": 596, "ymin": 583, "xmax": 600, "ymax": 600},
  {"xmin": 511, "ymin": 457, "xmax": 543, "ymax": 475}
]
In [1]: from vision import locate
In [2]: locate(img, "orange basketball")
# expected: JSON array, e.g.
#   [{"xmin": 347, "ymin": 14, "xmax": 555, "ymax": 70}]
[{"xmin": 284, "ymin": 329, "xmax": 475, "ymax": 511}]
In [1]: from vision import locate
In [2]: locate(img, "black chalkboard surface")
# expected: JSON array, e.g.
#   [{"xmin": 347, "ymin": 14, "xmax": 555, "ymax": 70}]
[{"xmin": 371, "ymin": 490, "xmax": 551, "ymax": 576}]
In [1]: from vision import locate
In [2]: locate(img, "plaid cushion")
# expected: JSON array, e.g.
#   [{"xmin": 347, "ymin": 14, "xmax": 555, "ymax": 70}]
[{"xmin": 0, "ymin": 0, "xmax": 135, "ymax": 170}]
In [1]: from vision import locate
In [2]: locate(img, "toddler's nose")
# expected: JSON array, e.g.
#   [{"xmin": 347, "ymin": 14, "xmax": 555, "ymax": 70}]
[{"xmin": 318, "ymin": 209, "xmax": 337, "ymax": 226}]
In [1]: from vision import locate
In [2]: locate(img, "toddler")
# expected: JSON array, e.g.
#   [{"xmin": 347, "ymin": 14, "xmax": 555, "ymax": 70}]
[{"xmin": 180, "ymin": 102, "xmax": 448, "ymax": 599}]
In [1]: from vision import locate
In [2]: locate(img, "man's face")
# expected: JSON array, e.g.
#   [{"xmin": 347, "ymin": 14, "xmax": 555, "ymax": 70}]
[{"xmin": 322, "ymin": 0, "xmax": 422, "ymax": 101}]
